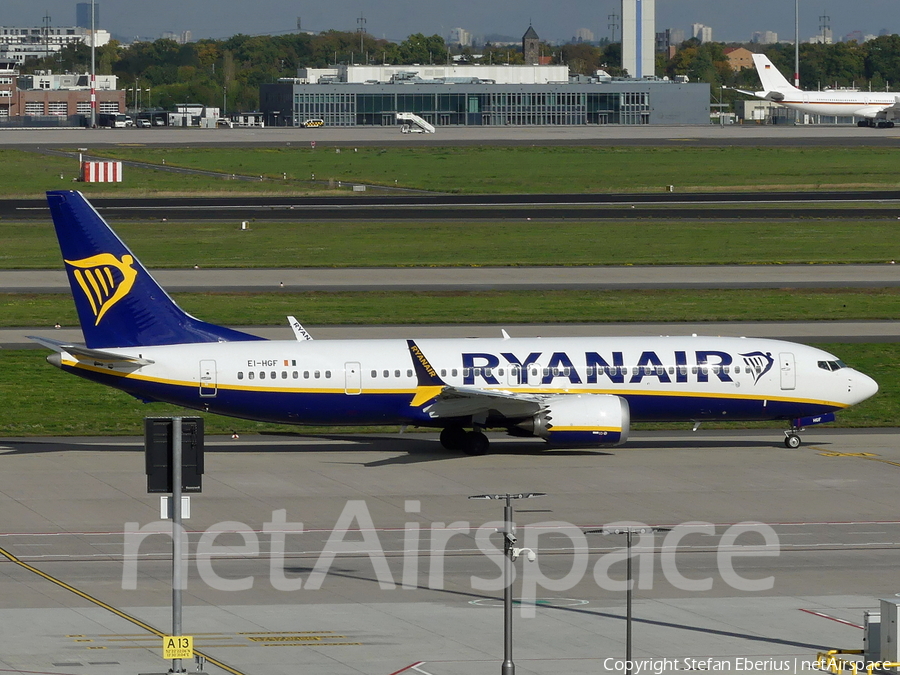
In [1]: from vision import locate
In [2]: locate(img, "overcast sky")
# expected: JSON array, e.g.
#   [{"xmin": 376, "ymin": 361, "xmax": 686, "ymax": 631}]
[{"xmin": 1, "ymin": 1, "xmax": 897, "ymax": 44}]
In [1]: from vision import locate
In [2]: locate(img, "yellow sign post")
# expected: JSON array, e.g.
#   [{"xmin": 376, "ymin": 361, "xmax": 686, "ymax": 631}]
[{"xmin": 162, "ymin": 635, "xmax": 193, "ymax": 659}]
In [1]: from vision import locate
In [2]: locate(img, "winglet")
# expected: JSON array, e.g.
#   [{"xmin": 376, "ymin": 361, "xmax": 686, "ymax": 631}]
[
  {"xmin": 407, "ymin": 339, "xmax": 446, "ymax": 406},
  {"xmin": 287, "ymin": 316, "xmax": 313, "ymax": 341}
]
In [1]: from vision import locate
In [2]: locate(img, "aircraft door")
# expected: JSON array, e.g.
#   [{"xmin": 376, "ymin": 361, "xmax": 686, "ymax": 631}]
[
  {"xmin": 344, "ymin": 362, "xmax": 362, "ymax": 395},
  {"xmin": 199, "ymin": 360, "xmax": 217, "ymax": 397},
  {"xmin": 779, "ymin": 352, "xmax": 796, "ymax": 390},
  {"xmin": 526, "ymin": 363, "xmax": 545, "ymax": 387},
  {"xmin": 507, "ymin": 365, "xmax": 523, "ymax": 387}
]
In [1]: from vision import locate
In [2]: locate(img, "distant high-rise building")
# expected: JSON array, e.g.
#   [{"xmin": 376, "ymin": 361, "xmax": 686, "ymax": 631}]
[
  {"xmin": 574, "ymin": 28, "xmax": 595, "ymax": 43},
  {"xmin": 809, "ymin": 28, "xmax": 832, "ymax": 44},
  {"xmin": 622, "ymin": 0, "xmax": 655, "ymax": 79},
  {"xmin": 75, "ymin": 2, "xmax": 99, "ymax": 29},
  {"xmin": 751, "ymin": 30, "xmax": 778, "ymax": 45},
  {"xmin": 449, "ymin": 27, "xmax": 472, "ymax": 47},
  {"xmin": 692, "ymin": 23, "xmax": 712, "ymax": 43},
  {"xmin": 522, "ymin": 24, "xmax": 540, "ymax": 64}
]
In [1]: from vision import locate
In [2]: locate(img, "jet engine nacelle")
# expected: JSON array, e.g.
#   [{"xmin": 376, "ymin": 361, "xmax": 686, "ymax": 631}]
[{"xmin": 516, "ymin": 394, "xmax": 630, "ymax": 446}]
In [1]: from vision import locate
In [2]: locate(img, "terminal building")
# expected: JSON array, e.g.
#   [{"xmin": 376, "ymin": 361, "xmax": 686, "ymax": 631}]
[
  {"xmin": 260, "ymin": 22, "xmax": 709, "ymax": 128},
  {"xmin": 260, "ymin": 64, "xmax": 709, "ymax": 128}
]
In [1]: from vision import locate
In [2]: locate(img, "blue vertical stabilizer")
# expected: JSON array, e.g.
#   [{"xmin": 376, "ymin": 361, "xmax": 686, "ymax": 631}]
[{"xmin": 46, "ymin": 190, "xmax": 265, "ymax": 348}]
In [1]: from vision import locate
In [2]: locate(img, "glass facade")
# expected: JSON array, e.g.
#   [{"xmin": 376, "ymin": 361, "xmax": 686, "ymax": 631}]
[
  {"xmin": 267, "ymin": 81, "xmax": 708, "ymax": 128},
  {"xmin": 294, "ymin": 90, "xmax": 650, "ymax": 127}
]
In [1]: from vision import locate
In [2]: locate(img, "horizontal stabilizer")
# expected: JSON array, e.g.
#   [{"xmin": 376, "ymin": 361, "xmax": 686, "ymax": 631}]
[{"xmin": 28, "ymin": 336, "xmax": 154, "ymax": 366}]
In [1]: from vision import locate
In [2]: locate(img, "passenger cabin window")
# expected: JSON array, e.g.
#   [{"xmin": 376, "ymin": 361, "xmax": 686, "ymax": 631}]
[
  {"xmin": 248, "ymin": 372, "xmax": 255, "ymax": 380},
  {"xmin": 238, "ymin": 372, "xmax": 244, "ymax": 380}
]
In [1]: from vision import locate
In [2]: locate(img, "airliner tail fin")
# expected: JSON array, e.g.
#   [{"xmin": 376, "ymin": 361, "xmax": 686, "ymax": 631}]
[{"xmin": 46, "ymin": 190, "xmax": 265, "ymax": 349}]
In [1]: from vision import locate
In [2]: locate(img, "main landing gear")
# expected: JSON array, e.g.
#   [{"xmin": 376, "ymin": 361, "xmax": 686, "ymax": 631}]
[
  {"xmin": 440, "ymin": 425, "xmax": 490, "ymax": 455},
  {"xmin": 858, "ymin": 119, "xmax": 896, "ymax": 128}
]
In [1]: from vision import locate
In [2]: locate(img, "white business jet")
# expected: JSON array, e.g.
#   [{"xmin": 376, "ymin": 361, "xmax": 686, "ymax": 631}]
[{"xmin": 735, "ymin": 53, "xmax": 900, "ymax": 128}]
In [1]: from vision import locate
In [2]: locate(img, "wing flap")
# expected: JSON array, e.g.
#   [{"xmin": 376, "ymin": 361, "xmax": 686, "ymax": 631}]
[{"xmin": 424, "ymin": 386, "xmax": 544, "ymax": 419}]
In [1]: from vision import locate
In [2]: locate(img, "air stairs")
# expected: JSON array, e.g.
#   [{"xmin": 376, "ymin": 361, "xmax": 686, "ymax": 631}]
[{"xmin": 395, "ymin": 112, "xmax": 435, "ymax": 133}]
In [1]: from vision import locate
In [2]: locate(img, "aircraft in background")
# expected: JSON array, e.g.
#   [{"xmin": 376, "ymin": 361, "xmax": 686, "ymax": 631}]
[
  {"xmin": 32, "ymin": 191, "xmax": 878, "ymax": 454},
  {"xmin": 734, "ymin": 53, "xmax": 900, "ymax": 128}
]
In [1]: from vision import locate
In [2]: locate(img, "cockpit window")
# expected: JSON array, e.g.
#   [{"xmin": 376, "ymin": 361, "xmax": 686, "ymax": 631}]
[{"xmin": 817, "ymin": 360, "xmax": 846, "ymax": 372}]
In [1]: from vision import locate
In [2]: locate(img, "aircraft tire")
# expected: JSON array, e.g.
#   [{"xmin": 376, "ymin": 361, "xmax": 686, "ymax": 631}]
[
  {"xmin": 462, "ymin": 431, "xmax": 490, "ymax": 456},
  {"xmin": 784, "ymin": 434, "xmax": 801, "ymax": 449},
  {"xmin": 440, "ymin": 425, "xmax": 468, "ymax": 451}
]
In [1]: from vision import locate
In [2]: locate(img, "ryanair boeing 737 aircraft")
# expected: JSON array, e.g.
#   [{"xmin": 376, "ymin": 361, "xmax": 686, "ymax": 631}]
[{"xmin": 32, "ymin": 191, "xmax": 879, "ymax": 454}]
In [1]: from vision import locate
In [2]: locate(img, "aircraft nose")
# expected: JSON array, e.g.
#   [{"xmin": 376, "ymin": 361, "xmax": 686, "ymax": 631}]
[{"xmin": 850, "ymin": 370, "xmax": 879, "ymax": 404}]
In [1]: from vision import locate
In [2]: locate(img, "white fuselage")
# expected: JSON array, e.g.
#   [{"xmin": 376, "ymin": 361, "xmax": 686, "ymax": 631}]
[{"xmin": 57, "ymin": 335, "xmax": 878, "ymax": 427}]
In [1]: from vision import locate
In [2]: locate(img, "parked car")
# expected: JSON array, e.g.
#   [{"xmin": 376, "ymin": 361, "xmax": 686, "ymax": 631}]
[{"xmin": 135, "ymin": 119, "xmax": 152, "ymax": 128}]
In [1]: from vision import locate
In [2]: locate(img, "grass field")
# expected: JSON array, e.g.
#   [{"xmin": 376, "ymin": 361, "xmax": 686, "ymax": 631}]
[
  {"xmin": 6, "ymin": 289, "xmax": 900, "ymax": 328},
  {"xmin": 5, "ymin": 146, "xmax": 900, "ymax": 198},
  {"xmin": 4, "ymin": 219, "xmax": 900, "ymax": 269},
  {"xmin": 89, "ymin": 146, "xmax": 900, "ymax": 193},
  {"xmin": 0, "ymin": 149, "xmax": 328, "ymax": 198},
  {"xmin": 1, "ymin": 342, "xmax": 895, "ymax": 436}
]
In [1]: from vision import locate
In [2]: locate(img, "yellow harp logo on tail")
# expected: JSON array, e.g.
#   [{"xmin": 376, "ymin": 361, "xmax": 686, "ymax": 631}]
[{"xmin": 65, "ymin": 253, "xmax": 138, "ymax": 325}]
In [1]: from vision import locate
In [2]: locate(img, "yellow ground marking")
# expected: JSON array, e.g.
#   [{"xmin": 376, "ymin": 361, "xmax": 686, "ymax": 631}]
[
  {"xmin": 816, "ymin": 449, "xmax": 900, "ymax": 469},
  {"xmin": 0, "ymin": 545, "xmax": 247, "ymax": 675}
]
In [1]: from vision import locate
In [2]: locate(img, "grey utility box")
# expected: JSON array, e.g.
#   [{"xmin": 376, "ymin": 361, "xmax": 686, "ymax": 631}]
[
  {"xmin": 880, "ymin": 599, "xmax": 900, "ymax": 667},
  {"xmin": 865, "ymin": 610, "xmax": 881, "ymax": 663}
]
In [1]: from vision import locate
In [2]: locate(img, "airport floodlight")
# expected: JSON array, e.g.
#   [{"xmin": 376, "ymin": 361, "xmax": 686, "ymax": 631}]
[
  {"xmin": 585, "ymin": 526, "xmax": 672, "ymax": 675},
  {"xmin": 468, "ymin": 492, "xmax": 546, "ymax": 501},
  {"xmin": 469, "ymin": 492, "xmax": 545, "ymax": 675}
]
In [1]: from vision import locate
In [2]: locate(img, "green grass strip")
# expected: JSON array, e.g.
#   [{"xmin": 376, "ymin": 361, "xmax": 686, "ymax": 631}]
[
  {"xmin": 6, "ymin": 289, "xmax": 900, "ymax": 328},
  {"xmin": 4, "ymin": 219, "xmax": 900, "ymax": 269},
  {"xmin": 91, "ymin": 146, "xmax": 900, "ymax": 194}
]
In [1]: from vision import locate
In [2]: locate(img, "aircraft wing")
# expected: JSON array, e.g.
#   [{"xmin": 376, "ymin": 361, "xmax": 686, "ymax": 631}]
[
  {"xmin": 422, "ymin": 385, "xmax": 544, "ymax": 419},
  {"xmin": 28, "ymin": 336, "xmax": 154, "ymax": 366},
  {"xmin": 406, "ymin": 339, "xmax": 544, "ymax": 419}
]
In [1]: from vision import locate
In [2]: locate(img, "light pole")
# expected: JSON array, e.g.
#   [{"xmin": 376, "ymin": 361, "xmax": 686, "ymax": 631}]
[
  {"xmin": 794, "ymin": 0, "xmax": 800, "ymax": 88},
  {"xmin": 469, "ymin": 492, "xmax": 545, "ymax": 675},
  {"xmin": 586, "ymin": 526, "xmax": 671, "ymax": 675},
  {"xmin": 90, "ymin": 0, "xmax": 96, "ymax": 128}
]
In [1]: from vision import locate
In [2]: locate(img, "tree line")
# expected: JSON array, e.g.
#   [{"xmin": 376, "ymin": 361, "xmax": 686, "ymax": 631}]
[{"xmin": 20, "ymin": 30, "xmax": 900, "ymax": 111}]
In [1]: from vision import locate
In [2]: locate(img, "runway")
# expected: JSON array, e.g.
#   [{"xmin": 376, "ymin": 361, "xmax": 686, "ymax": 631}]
[
  {"xmin": 5, "ymin": 192, "xmax": 900, "ymax": 221},
  {"xmin": 1, "ymin": 428, "xmax": 899, "ymax": 674},
  {"xmin": 4, "ymin": 124, "xmax": 900, "ymax": 148},
  {"xmin": 4, "ymin": 264, "xmax": 900, "ymax": 293}
]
